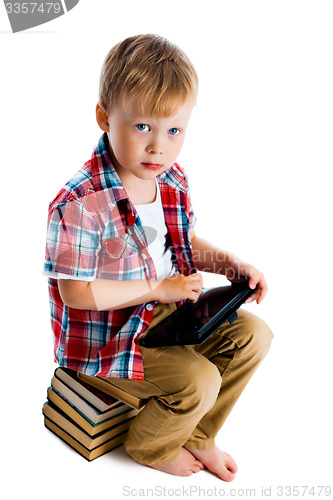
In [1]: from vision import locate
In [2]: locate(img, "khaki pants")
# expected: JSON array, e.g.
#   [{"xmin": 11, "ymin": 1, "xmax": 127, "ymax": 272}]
[{"xmin": 105, "ymin": 302, "xmax": 273, "ymax": 465}]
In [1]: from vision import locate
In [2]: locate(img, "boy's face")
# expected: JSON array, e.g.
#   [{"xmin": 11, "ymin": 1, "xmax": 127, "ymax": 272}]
[{"xmin": 97, "ymin": 98, "xmax": 194, "ymax": 182}]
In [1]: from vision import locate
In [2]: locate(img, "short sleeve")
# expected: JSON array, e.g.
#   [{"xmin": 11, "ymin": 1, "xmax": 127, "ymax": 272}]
[{"xmin": 43, "ymin": 199, "xmax": 101, "ymax": 280}]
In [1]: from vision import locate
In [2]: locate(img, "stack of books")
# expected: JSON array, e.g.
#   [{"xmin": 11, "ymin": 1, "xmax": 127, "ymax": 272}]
[{"xmin": 42, "ymin": 367, "xmax": 143, "ymax": 461}]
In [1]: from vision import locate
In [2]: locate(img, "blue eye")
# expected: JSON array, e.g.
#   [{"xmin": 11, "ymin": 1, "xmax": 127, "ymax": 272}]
[
  {"xmin": 168, "ymin": 128, "xmax": 180, "ymax": 136},
  {"xmin": 136, "ymin": 124, "xmax": 150, "ymax": 132}
]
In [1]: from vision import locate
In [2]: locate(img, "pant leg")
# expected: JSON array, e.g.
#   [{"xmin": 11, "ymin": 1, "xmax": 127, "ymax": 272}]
[
  {"xmin": 103, "ymin": 302, "xmax": 222, "ymax": 465},
  {"xmin": 97, "ymin": 303, "xmax": 273, "ymax": 463},
  {"xmin": 184, "ymin": 309, "xmax": 273, "ymax": 449}
]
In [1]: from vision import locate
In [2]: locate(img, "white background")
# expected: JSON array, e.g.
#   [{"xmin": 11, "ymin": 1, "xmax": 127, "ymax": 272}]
[{"xmin": 1, "ymin": 1, "xmax": 332, "ymax": 498}]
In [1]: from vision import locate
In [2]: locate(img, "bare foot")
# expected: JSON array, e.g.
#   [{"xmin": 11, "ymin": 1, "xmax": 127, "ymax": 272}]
[
  {"xmin": 185, "ymin": 446, "xmax": 238, "ymax": 481},
  {"xmin": 148, "ymin": 447, "xmax": 205, "ymax": 477}
]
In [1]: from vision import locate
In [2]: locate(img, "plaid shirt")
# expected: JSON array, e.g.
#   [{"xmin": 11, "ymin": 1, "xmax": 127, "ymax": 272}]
[{"xmin": 44, "ymin": 132, "xmax": 197, "ymax": 380}]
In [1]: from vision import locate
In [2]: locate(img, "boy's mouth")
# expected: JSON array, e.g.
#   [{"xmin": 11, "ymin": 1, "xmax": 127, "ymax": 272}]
[{"xmin": 141, "ymin": 163, "xmax": 163, "ymax": 171}]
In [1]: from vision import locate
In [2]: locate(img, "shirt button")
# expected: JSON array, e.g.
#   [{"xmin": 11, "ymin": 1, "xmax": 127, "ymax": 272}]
[{"xmin": 146, "ymin": 303, "xmax": 154, "ymax": 311}]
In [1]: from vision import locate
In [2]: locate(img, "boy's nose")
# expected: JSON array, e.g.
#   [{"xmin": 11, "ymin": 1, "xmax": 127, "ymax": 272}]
[{"xmin": 146, "ymin": 137, "xmax": 163, "ymax": 155}]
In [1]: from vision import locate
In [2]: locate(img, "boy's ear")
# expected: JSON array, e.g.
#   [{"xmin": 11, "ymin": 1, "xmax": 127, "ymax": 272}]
[{"xmin": 96, "ymin": 104, "xmax": 109, "ymax": 132}]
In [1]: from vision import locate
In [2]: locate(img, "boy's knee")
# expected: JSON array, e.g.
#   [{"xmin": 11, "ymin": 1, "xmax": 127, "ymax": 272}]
[
  {"xmin": 182, "ymin": 357, "xmax": 222, "ymax": 413},
  {"xmin": 240, "ymin": 311, "xmax": 273, "ymax": 361}
]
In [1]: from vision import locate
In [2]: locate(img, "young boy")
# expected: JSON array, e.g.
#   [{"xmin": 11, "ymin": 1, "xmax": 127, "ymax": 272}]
[{"xmin": 44, "ymin": 34, "xmax": 273, "ymax": 481}]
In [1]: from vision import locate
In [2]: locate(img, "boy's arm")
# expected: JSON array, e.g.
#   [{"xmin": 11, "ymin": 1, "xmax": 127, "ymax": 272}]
[
  {"xmin": 190, "ymin": 230, "xmax": 268, "ymax": 304},
  {"xmin": 58, "ymin": 272, "xmax": 203, "ymax": 311},
  {"xmin": 58, "ymin": 278, "xmax": 160, "ymax": 311}
]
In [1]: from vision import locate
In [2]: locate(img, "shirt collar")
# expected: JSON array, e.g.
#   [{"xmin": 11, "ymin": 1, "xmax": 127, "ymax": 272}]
[
  {"xmin": 157, "ymin": 164, "xmax": 188, "ymax": 193},
  {"xmin": 91, "ymin": 132, "xmax": 128, "ymax": 205}
]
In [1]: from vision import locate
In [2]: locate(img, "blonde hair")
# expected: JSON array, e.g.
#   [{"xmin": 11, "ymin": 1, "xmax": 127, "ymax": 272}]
[{"xmin": 99, "ymin": 34, "xmax": 198, "ymax": 116}]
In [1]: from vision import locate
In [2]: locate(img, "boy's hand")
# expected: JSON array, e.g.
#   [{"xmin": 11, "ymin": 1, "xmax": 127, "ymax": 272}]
[
  {"xmin": 156, "ymin": 273, "xmax": 203, "ymax": 304},
  {"xmin": 225, "ymin": 260, "xmax": 268, "ymax": 305}
]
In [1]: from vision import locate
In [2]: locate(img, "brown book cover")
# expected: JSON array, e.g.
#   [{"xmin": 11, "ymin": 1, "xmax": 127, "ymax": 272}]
[
  {"xmin": 47, "ymin": 387, "xmax": 139, "ymax": 435},
  {"xmin": 42, "ymin": 402, "xmax": 134, "ymax": 449},
  {"xmin": 78, "ymin": 372, "xmax": 146, "ymax": 410},
  {"xmin": 55, "ymin": 368, "xmax": 120, "ymax": 412},
  {"xmin": 44, "ymin": 417, "xmax": 127, "ymax": 461},
  {"xmin": 51, "ymin": 375, "xmax": 129, "ymax": 424}
]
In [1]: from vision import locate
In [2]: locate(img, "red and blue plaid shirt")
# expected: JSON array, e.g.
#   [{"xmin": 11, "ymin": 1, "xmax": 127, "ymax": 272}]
[{"xmin": 44, "ymin": 133, "xmax": 197, "ymax": 380}]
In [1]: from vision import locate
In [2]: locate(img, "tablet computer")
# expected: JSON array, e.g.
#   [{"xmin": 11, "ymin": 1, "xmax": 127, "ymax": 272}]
[{"xmin": 137, "ymin": 280, "xmax": 257, "ymax": 348}]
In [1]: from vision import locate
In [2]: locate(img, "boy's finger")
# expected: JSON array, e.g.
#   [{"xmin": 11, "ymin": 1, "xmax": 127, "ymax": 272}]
[
  {"xmin": 257, "ymin": 287, "xmax": 268, "ymax": 304},
  {"xmin": 191, "ymin": 282, "xmax": 203, "ymax": 293},
  {"xmin": 246, "ymin": 283, "xmax": 268, "ymax": 304},
  {"xmin": 189, "ymin": 273, "xmax": 202, "ymax": 283},
  {"xmin": 245, "ymin": 294, "xmax": 257, "ymax": 304},
  {"xmin": 248, "ymin": 279, "xmax": 257, "ymax": 290}
]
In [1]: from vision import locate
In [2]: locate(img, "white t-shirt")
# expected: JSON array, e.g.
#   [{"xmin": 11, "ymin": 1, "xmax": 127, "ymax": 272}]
[{"xmin": 134, "ymin": 179, "xmax": 176, "ymax": 281}]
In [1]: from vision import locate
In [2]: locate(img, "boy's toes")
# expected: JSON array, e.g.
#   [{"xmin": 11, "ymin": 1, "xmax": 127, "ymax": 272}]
[
  {"xmin": 225, "ymin": 455, "xmax": 238, "ymax": 474},
  {"xmin": 220, "ymin": 467, "xmax": 235, "ymax": 482},
  {"xmin": 195, "ymin": 460, "xmax": 205, "ymax": 470}
]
